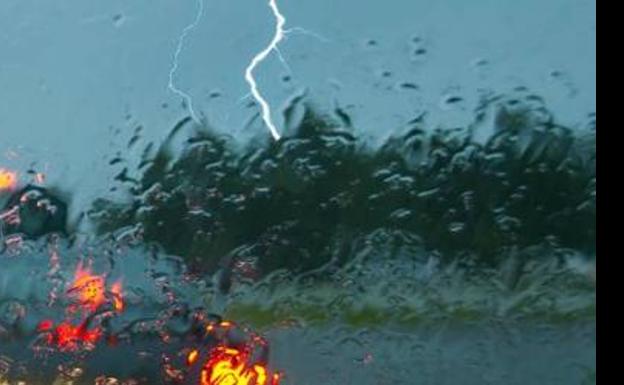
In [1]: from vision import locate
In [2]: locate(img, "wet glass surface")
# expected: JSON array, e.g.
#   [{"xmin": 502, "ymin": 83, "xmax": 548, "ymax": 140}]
[{"xmin": 1, "ymin": 1, "xmax": 595, "ymax": 384}]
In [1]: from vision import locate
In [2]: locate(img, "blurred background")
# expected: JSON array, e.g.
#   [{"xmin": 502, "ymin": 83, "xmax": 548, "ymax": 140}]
[{"xmin": 0, "ymin": 1, "xmax": 595, "ymax": 384}]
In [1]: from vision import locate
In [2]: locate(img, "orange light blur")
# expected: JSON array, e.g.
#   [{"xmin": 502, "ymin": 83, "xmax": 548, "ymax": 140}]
[
  {"xmin": 110, "ymin": 281, "xmax": 124, "ymax": 312},
  {"xmin": 67, "ymin": 262, "xmax": 124, "ymax": 314},
  {"xmin": 0, "ymin": 168, "xmax": 17, "ymax": 191},
  {"xmin": 200, "ymin": 346, "xmax": 280, "ymax": 385},
  {"xmin": 38, "ymin": 264, "xmax": 126, "ymax": 352},
  {"xmin": 68, "ymin": 262, "xmax": 107, "ymax": 313},
  {"xmin": 187, "ymin": 349, "xmax": 200, "ymax": 366},
  {"xmin": 54, "ymin": 322, "xmax": 101, "ymax": 349},
  {"xmin": 38, "ymin": 320, "xmax": 102, "ymax": 351}
]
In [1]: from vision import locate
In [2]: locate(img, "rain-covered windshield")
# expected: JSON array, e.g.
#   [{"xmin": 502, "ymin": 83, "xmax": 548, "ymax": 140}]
[{"xmin": 0, "ymin": 1, "xmax": 595, "ymax": 384}]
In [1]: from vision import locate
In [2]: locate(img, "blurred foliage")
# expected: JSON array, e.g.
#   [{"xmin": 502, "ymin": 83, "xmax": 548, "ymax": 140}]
[{"xmin": 88, "ymin": 93, "xmax": 596, "ymax": 277}]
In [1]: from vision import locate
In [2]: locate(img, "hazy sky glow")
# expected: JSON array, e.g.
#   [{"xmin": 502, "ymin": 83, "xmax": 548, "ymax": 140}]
[{"xmin": 0, "ymin": 0, "xmax": 595, "ymax": 212}]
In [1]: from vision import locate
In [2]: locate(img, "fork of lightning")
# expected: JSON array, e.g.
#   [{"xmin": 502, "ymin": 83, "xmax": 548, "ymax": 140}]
[
  {"xmin": 169, "ymin": 0, "xmax": 316, "ymax": 141},
  {"xmin": 244, "ymin": 0, "xmax": 287, "ymax": 141}
]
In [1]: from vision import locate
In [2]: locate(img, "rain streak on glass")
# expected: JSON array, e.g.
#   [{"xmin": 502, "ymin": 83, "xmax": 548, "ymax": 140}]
[{"xmin": 0, "ymin": 0, "xmax": 595, "ymax": 384}]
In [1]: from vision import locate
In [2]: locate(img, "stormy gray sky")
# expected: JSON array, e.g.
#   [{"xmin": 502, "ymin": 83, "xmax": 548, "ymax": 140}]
[{"xmin": 0, "ymin": 0, "xmax": 595, "ymax": 212}]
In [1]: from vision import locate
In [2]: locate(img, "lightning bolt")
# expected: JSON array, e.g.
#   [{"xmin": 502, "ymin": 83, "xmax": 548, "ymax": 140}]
[
  {"xmin": 167, "ymin": 0, "xmax": 205, "ymax": 123},
  {"xmin": 244, "ymin": 0, "xmax": 288, "ymax": 141},
  {"xmin": 167, "ymin": 0, "xmax": 323, "ymax": 140}
]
